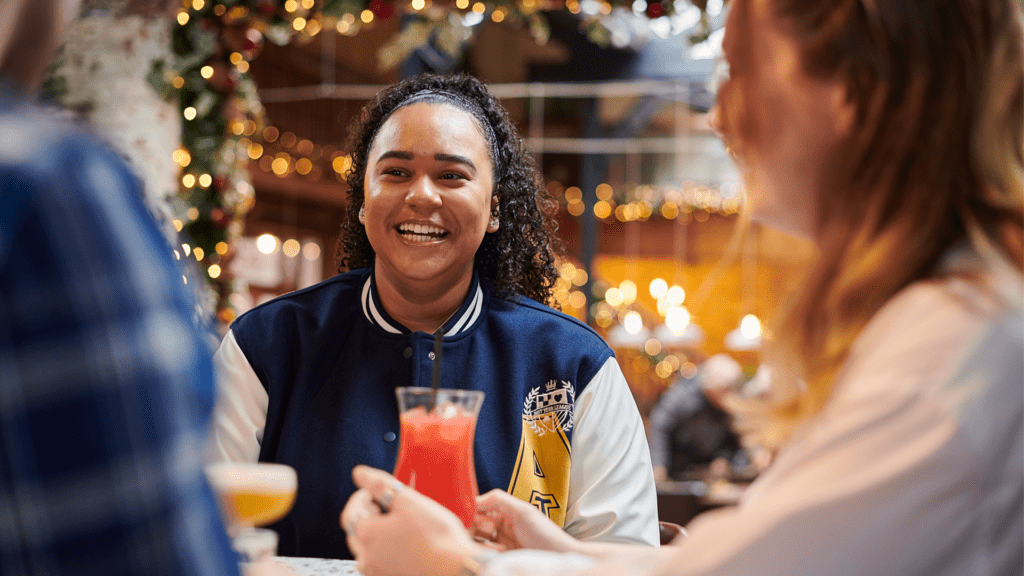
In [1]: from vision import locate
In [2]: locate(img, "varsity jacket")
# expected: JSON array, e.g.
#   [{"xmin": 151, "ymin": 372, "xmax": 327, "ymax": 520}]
[{"xmin": 210, "ymin": 267, "xmax": 658, "ymax": 559}]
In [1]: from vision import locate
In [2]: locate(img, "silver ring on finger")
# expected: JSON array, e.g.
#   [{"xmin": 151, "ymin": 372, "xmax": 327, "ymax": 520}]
[{"xmin": 376, "ymin": 479, "xmax": 403, "ymax": 512}]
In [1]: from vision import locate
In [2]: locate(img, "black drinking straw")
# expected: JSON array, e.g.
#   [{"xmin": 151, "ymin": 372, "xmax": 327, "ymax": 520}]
[{"xmin": 429, "ymin": 326, "xmax": 445, "ymax": 411}]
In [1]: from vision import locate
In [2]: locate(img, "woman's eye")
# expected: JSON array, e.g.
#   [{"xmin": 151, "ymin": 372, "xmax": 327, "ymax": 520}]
[
  {"xmin": 440, "ymin": 172, "xmax": 466, "ymax": 180},
  {"xmin": 383, "ymin": 168, "xmax": 407, "ymax": 177}
]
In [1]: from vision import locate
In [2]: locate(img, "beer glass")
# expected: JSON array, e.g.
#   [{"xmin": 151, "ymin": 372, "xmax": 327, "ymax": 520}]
[
  {"xmin": 206, "ymin": 462, "xmax": 297, "ymax": 561},
  {"xmin": 393, "ymin": 387, "xmax": 484, "ymax": 527}
]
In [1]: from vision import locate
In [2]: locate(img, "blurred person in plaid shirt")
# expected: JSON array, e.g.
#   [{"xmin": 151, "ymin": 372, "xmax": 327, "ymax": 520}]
[{"xmin": 0, "ymin": 2, "xmax": 286, "ymax": 574}]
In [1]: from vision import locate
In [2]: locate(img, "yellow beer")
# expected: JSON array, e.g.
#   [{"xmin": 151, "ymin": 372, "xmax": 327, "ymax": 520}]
[{"xmin": 206, "ymin": 463, "xmax": 297, "ymax": 527}]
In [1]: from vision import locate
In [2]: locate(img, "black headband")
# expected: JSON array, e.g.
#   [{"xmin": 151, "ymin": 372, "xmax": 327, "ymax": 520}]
[{"xmin": 373, "ymin": 89, "xmax": 503, "ymax": 180}]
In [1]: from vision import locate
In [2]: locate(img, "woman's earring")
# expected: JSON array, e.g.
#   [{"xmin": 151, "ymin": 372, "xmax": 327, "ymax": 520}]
[
  {"xmin": 489, "ymin": 217, "xmax": 499, "ymax": 230},
  {"xmin": 359, "ymin": 205, "xmax": 365, "ymax": 224}
]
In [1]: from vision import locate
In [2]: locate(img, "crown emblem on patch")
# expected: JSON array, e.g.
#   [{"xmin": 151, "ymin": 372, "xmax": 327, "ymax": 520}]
[{"xmin": 523, "ymin": 380, "xmax": 575, "ymax": 436}]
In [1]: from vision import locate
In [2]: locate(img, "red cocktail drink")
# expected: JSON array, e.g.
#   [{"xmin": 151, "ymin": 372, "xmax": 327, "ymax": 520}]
[{"xmin": 393, "ymin": 388, "xmax": 484, "ymax": 527}]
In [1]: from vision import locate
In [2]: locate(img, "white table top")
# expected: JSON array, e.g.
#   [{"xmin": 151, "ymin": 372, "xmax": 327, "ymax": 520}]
[{"xmin": 273, "ymin": 557, "xmax": 361, "ymax": 576}]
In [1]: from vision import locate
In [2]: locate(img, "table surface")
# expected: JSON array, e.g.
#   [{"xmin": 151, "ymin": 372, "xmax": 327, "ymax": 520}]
[{"xmin": 273, "ymin": 557, "xmax": 361, "ymax": 576}]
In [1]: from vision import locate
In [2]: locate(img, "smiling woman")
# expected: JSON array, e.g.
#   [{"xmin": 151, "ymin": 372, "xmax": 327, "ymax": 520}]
[{"xmin": 209, "ymin": 73, "xmax": 660, "ymax": 560}]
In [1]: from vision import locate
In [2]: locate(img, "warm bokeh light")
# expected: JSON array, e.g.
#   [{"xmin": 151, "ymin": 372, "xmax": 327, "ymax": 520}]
[
  {"xmin": 644, "ymin": 338, "xmax": 662, "ymax": 356},
  {"xmin": 361, "ymin": 10, "xmax": 374, "ymax": 23},
  {"xmin": 567, "ymin": 201, "xmax": 585, "ymax": 216},
  {"xmin": 172, "ymin": 148, "xmax": 191, "ymax": 167},
  {"xmin": 564, "ymin": 186, "xmax": 582, "ymax": 203},
  {"xmin": 173, "ymin": 220, "xmax": 184, "ymax": 232},
  {"xmin": 619, "ymin": 280, "xmax": 637, "ymax": 305},
  {"xmin": 200, "ymin": 66, "xmax": 214, "ymax": 79},
  {"xmin": 208, "ymin": 264, "xmax": 222, "ymax": 279},
  {"xmin": 193, "ymin": 247, "xmax": 205, "ymax": 261},
  {"xmin": 256, "ymin": 234, "xmax": 279, "ymax": 255},
  {"xmin": 605, "ymin": 287, "xmax": 623, "ymax": 307},
  {"xmin": 472, "ymin": 2, "xmax": 486, "ymax": 13},
  {"xmin": 192, "ymin": 0, "xmax": 205, "ymax": 9},
  {"xmin": 679, "ymin": 361, "xmax": 698, "ymax": 379},
  {"xmin": 248, "ymin": 143, "xmax": 263, "ymax": 160},
  {"xmin": 666, "ymin": 285, "xmax": 685, "ymax": 306},
  {"xmin": 740, "ymin": 314, "xmax": 762, "ymax": 339},
  {"xmin": 182, "ymin": 243, "xmax": 191, "ymax": 257},
  {"xmin": 263, "ymin": 126, "xmax": 279, "ymax": 142},
  {"xmin": 623, "ymin": 311, "xmax": 643, "ymax": 335},
  {"xmin": 296, "ymin": 158, "xmax": 313, "ymax": 175},
  {"xmin": 284, "ymin": 0, "xmax": 298, "ymax": 11},
  {"xmin": 215, "ymin": 241, "xmax": 229, "ymax": 255},
  {"xmin": 568, "ymin": 290, "xmax": 587, "ymax": 309},
  {"xmin": 332, "ymin": 155, "xmax": 352, "ymax": 174},
  {"xmin": 198, "ymin": 173, "xmax": 212, "ymax": 188},
  {"xmin": 183, "ymin": 107, "xmax": 197, "ymax": 120},
  {"xmin": 282, "ymin": 239, "xmax": 301, "ymax": 258},
  {"xmin": 187, "ymin": 207, "xmax": 200, "ymax": 220},
  {"xmin": 571, "ymin": 268, "xmax": 588, "ymax": 287},
  {"xmin": 665, "ymin": 306, "xmax": 691, "ymax": 333},
  {"xmin": 593, "ymin": 200, "xmax": 612, "ymax": 219},
  {"xmin": 595, "ymin": 183, "xmax": 613, "ymax": 201},
  {"xmin": 491, "ymin": 8, "xmax": 505, "ymax": 21},
  {"xmin": 272, "ymin": 158, "xmax": 289, "ymax": 176},
  {"xmin": 456, "ymin": 0, "xmax": 469, "ymax": 8},
  {"xmin": 302, "ymin": 242, "xmax": 321, "ymax": 261},
  {"xmin": 182, "ymin": 174, "xmax": 196, "ymax": 188},
  {"xmin": 649, "ymin": 278, "xmax": 668, "ymax": 299},
  {"xmin": 559, "ymin": 261, "xmax": 577, "ymax": 279},
  {"xmin": 292, "ymin": 17, "xmax": 307, "ymax": 31},
  {"xmin": 177, "ymin": 12, "xmax": 190, "ymax": 25},
  {"xmin": 655, "ymin": 360, "xmax": 674, "ymax": 379},
  {"xmin": 412, "ymin": 0, "xmax": 425, "ymax": 9}
]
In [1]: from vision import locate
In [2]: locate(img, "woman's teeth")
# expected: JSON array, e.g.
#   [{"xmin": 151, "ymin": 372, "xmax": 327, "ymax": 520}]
[{"xmin": 398, "ymin": 223, "xmax": 448, "ymax": 242}]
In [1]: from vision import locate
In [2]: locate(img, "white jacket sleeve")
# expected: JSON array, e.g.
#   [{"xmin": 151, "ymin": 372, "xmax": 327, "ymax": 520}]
[
  {"xmin": 208, "ymin": 329, "xmax": 267, "ymax": 463},
  {"xmin": 564, "ymin": 357, "xmax": 660, "ymax": 546}
]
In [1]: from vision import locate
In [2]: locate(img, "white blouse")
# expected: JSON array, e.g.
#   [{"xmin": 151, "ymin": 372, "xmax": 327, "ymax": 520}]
[{"xmin": 486, "ymin": 248, "xmax": 1024, "ymax": 576}]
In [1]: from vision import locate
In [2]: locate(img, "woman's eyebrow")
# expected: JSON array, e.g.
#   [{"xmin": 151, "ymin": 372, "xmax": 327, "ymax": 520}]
[
  {"xmin": 377, "ymin": 150, "xmax": 414, "ymax": 161},
  {"xmin": 435, "ymin": 153, "xmax": 476, "ymax": 171}
]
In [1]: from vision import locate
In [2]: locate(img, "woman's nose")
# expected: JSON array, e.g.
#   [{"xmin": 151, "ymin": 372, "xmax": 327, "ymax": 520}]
[{"xmin": 405, "ymin": 176, "xmax": 443, "ymax": 209}]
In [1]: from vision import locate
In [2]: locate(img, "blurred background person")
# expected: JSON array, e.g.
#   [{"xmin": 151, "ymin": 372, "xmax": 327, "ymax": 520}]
[
  {"xmin": 339, "ymin": 0, "xmax": 1024, "ymax": 574},
  {"xmin": 648, "ymin": 353, "xmax": 748, "ymax": 482},
  {"xmin": 0, "ymin": 1, "xmax": 290, "ymax": 574}
]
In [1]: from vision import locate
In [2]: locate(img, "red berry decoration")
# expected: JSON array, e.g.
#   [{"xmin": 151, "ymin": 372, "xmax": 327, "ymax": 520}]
[
  {"xmin": 211, "ymin": 207, "xmax": 229, "ymax": 228},
  {"xmin": 256, "ymin": 1, "xmax": 275, "ymax": 16},
  {"xmin": 369, "ymin": 0, "xmax": 394, "ymax": 19},
  {"xmin": 646, "ymin": 2, "xmax": 663, "ymax": 17}
]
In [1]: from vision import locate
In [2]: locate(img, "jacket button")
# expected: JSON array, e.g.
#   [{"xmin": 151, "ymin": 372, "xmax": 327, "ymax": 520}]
[
  {"xmin": 383, "ymin": 431, "xmax": 396, "ymax": 442},
  {"xmin": 403, "ymin": 347, "xmax": 412, "ymax": 358},
  {"xmin": 428, "ymin": 351, "xmax": 436, "ymax": 360}
]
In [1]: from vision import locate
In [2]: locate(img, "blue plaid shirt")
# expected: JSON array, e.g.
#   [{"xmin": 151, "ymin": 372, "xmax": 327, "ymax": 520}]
[{"xmin": 0, "ymin": 84, "xmax": 240, "ymax": 575}]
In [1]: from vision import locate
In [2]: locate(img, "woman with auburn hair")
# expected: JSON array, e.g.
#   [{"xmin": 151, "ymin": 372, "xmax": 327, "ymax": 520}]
[{"xmin": 340, "ymin": 1, "xmax": 1023, "ymax": 575}]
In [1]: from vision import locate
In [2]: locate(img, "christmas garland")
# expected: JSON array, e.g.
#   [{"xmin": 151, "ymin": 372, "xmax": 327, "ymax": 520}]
[{"xmin": 165, "ymin": 0, "xmax": 717, "ymax": 326}]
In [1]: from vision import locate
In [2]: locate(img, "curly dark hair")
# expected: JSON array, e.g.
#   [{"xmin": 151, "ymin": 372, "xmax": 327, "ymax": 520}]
[{"xmin": 336, "ymin": 73, "xmax": 562, "ymax": 305}]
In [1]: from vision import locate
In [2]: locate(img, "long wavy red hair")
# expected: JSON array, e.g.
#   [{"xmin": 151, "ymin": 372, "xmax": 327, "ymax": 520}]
[{"xmin": 717, "ymin": 0, "xmax": 1024, "ymax": 447}]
